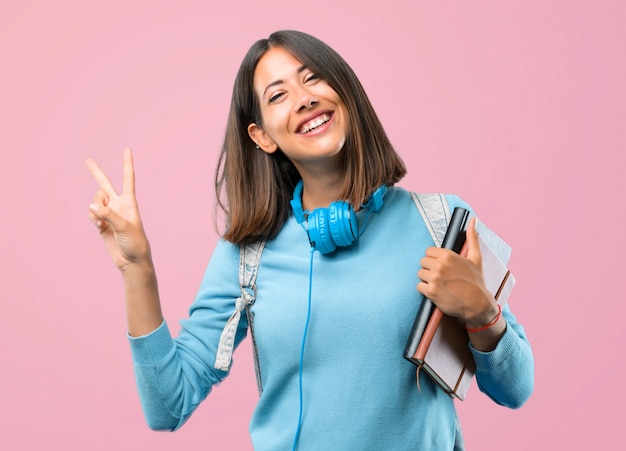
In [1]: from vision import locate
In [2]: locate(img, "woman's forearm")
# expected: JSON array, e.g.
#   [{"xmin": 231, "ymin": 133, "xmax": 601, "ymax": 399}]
[{"xmin": 122, "ymin": 260, "xmax": 164, "ymax": 337}]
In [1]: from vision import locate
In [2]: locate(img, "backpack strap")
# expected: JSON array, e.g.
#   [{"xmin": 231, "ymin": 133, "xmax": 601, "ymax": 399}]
[
  {"xmin": 410, "ymin": 193, "xmax": 450, "ymax": 246},
  {"xmin": 214, "ymin": 239, "xmax": 266, "ymax": 372}
]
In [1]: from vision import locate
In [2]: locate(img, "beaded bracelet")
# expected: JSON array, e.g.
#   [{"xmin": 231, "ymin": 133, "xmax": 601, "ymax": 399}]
[{"xmin": 466, "ymin": 304, "xmax": 502, "ymax": 333}]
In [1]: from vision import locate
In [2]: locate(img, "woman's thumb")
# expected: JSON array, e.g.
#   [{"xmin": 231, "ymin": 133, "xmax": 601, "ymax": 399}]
[
  {"xmin": 89, "ymin": 203, "xmax": 125, "ymax": 231},
  {"xmin": 465, "ymin": 217, "xmax": 482, "ymax": 265}
]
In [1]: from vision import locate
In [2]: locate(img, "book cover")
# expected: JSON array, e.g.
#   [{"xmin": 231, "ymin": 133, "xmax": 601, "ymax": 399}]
[{"xmin": 404, "ymin": 214, "xmax": 514, "ymax": 400}]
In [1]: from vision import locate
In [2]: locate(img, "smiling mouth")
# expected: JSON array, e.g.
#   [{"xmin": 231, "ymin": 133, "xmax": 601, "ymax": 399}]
[{"xmin": 297, "ymin": 113, "xmax": 332, "ymax": 134}]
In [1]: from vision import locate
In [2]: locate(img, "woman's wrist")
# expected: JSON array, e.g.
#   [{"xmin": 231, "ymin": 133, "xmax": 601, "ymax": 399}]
[
  {"xmin": 120, "ymin": 250, "xmax": 155, "ymax": 275},
  {"xmin": 466, "ymin": 304, "xmax": 502, "ymax": 333},
  {"xmin": 462, "ymin": 289, "xmax": 499, "ymax": 329},
  {"xmin": 464, "ymin": 298, "xmax": 507, "ymax": 352}
]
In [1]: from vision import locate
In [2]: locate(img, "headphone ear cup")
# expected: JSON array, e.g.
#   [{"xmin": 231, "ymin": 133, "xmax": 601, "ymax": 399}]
[
  {"xmin": 307, "ymin": 202, "xmax": 359, "ymax": 254},
  {"xmin": 328, "ymin": 201, "xmax": 358, "ymax": 248},
  {"xmin": 291, "ymin": 180, "xmax": 386, "ymax": 254},
  {"xmin": 307, "ymin": 209, "xmax": 337, "ymax": 254}
]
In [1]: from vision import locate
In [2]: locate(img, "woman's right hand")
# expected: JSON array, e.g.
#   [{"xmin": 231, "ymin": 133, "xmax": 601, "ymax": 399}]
[{"xmin": 86, "ymin": 148, "xmax": 151, "ymax": 271}]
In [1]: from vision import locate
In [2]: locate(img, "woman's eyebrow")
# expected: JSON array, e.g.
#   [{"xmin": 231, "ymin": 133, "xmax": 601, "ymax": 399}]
[{"xmin": 262, "ymin": 65, "xmax": 308, "ymax": 97}]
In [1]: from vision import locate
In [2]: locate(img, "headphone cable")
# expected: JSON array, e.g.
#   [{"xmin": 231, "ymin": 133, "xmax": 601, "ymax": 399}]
[{"xmin": 292, "ymin": 246, "xmax": 315, "ymax": 451}]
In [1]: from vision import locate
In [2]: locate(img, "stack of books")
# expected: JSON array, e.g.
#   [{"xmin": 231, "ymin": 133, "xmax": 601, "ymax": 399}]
[{"xmin": 403, "ymin": 208, "xmax": 515, "ymax": 400}]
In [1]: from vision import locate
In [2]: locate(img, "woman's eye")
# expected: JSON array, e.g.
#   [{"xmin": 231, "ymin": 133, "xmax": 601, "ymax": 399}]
[
  {"xmin": 305, "ymin": 73, "xmax": 319, "ymax": 83},
  {"xmin": 268, "ymin": 92, "xmax": 284, "ymax": 103}
]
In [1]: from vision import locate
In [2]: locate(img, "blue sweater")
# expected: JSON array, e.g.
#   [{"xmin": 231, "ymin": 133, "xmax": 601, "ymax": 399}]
[{"xmin": 129, "ymin": 187, "xmax": 534, "ymax": 450}]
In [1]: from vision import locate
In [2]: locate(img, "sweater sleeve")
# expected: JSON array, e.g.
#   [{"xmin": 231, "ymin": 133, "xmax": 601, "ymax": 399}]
[
  {"xmin": 470, "ymin": 305, "xmax": 535, "ymax": 408},
  {"xmin": 445, "ymin": 194, "xmax": 534, "ymax": 408},
  {"xmin": 128, "ymin": 239, "xmax": 247, "ymax": 430}
]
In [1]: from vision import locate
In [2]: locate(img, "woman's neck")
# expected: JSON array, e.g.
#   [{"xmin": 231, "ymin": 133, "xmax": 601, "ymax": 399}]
[
  {"xmin": 298, "ymin": 174, "xmax": 344, "ymax": 211},
  {"xmin": 292, "ymin": 153, "xmax": 346, "ymax": 211}
]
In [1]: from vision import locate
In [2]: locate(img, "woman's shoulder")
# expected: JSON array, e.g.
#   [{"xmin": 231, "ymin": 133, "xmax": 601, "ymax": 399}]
[
  {"xmin": 190, "ymin": 238, "xmax": 241, "ymax": 311},
  {"xmin": 201, "ymin": 238, "xmax": 241, "ymax": 281},
  {"xmin": 387, "ymin": 186, "xmax": 474, "ymax": 214}
]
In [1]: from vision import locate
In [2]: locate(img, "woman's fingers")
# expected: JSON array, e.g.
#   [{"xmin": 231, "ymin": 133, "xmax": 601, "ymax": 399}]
[
  {"xmin": 464, "ymin": 217, "xmax": 482, "ymax": 266},
  {"xmin": 88, "ymin": 201, "xmax": 126, "ymax": 232},
  {"xmin": 122, "ymin": 147, "xmax": 135, "ymax": 195},
  {"xmin": 93, "ymin": 188, "xmax": 109, "ymax": 205},
  {"xmin": 89, "ymin": 188, "xmax": 109, "ymax": 226},
  {"xmin": 87, "ymin": 209, "xmax": 103, "ymax": 228},
  {"xmin": 86, "ymin": 149, "xmax": 138, "ymax": 232},
  {"xmin": 86, "ymin": 148, "xmax": 135, "ymax": 197},
  {"xmin": 85, "ymin": 158, "xmax": 118, "ymax": 197}
]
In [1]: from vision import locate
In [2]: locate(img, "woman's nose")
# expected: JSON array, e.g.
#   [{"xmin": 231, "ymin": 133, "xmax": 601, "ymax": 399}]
[{"xmin": 295, "ymin": 91, "xmax": 318, "ymax": 112}]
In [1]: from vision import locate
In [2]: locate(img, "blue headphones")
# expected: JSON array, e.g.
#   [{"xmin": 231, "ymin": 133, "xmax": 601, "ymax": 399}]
[{"xmin": 290, "ymin": 180, "xmax": 387, "ymax": 254}]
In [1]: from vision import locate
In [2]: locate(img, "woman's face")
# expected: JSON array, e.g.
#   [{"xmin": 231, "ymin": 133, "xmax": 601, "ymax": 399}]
[{"xmin": 248, "ymin": 46, "xmax": 349, "ymax": 175}]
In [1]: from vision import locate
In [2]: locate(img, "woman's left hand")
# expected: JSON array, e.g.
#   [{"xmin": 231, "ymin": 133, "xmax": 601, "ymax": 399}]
[{"xmin": 416, "ymin": 217, "xmax": 496, "ymax": 326}]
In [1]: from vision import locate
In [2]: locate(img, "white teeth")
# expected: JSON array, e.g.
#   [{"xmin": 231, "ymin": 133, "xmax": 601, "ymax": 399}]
[{"xmin": 299, "ymin": 114, "xmax": 330, "ymax": 134}]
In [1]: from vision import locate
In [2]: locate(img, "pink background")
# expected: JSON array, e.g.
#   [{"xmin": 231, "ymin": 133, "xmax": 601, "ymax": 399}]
[{"xmin": 1, "ymin": 1, "xmax": 624, "ymax": 449}]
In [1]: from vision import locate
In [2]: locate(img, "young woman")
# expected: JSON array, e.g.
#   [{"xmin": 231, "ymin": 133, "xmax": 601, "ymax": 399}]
[{"xmin": 86, "ymin": 30, "xmax": 533, "ymax": 450}]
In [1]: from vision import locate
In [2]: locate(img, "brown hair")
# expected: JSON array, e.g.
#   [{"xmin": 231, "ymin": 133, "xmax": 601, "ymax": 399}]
[{"xmin": 215, "ymin": 30, "xmax": 406, "ymax": 244}]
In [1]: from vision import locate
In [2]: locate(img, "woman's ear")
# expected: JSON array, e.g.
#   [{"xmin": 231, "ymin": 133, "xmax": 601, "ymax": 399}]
[{"xmin": 248, "ymin": 123, "xmax": 278, "ymax": 154}]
